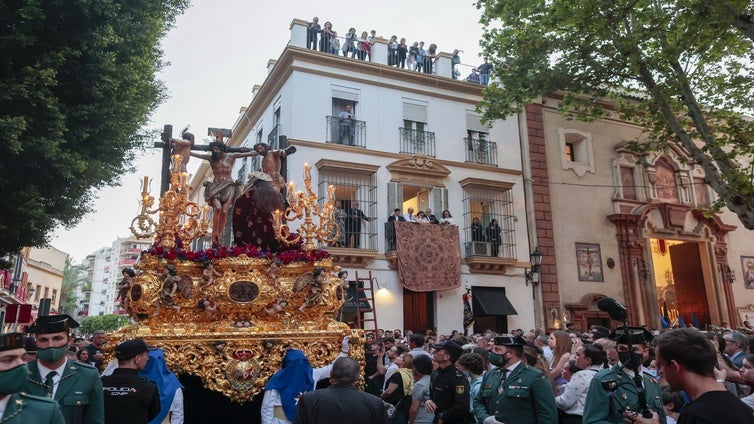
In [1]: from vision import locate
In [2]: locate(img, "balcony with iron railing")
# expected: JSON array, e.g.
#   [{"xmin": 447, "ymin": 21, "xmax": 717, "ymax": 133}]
[
  {"xmin": 325, "ymin": 116, "xmax": 367, "ymax": 147},
  {"xmin": 464, "ymin": 137, "xmax": 498, "ymax": 167},
  {"xmin": 384, "ymin": 221, "xmax": 516, "ymax": 274},
  {"xmin": 399, "ymin": 128, "xmax": 435, "ymax": 157}
]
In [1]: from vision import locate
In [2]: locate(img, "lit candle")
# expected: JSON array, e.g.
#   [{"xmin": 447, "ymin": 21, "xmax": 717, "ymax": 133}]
[
  {"xmin": 273, "ymin": 209, "xmax": 281, "ymax": 223},
  {"xmin": 304, "ymin": 163, "xmax": 311, "ymax": 180}
]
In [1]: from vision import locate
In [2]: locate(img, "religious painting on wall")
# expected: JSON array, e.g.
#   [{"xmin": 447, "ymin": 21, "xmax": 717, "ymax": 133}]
[
  {"xmin": 741, "ymin": 256, "xmax": 754, "ymax": 289},
  {"xmin": 576, "ymin": 243, "xmax": 604, "ymax": 282}
]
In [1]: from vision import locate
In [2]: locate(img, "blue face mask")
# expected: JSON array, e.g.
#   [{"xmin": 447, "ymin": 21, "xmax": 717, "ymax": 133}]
[{"xmin": 645, "ymin": 368, "xmax": 658, "ymax": 378}]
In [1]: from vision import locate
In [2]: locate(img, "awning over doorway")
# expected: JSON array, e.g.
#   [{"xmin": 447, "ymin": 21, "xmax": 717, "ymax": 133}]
[
  {"xmin": 472, "ymin": 286, "xmax": 517, "ymax": 315},
  {"xmin": 340, "ymin": 282, "xmax": 371, "ymax": 313}
]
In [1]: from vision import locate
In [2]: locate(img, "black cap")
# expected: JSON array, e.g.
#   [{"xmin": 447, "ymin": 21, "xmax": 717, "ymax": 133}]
[
  {"xmin": 0, "ymin": 333, "xmax": 25, "ymax": 351},
  {"xmin": 494, "ymin": 335, "xmax": 527, "ymax": 347},
  {"xmin": 28, "ymin": 314, "xmax": 80, "ymax": 334},
  {"xmin": 609, "ymin": 327, "xmax": 653, "ymax": 345},
  {"xmin": 23, "ymin": 336, "xmax": 37, "ymax": 353},
  {"xmin": 433, "ymin": 340, "xmax": 463, "ymax": 361},
  {"xmin": 115, "ymin": 338, "xmax": 153, "ymax": 360}
]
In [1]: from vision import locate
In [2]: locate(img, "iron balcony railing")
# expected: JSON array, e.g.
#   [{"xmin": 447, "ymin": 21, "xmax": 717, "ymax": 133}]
[
  {"xmin": 464, "ymin": 137, "xmax": 498, "ymax": 166},
  {"xmin": 326, "ymin": 116, "xmax": 367, "ymax": 147},
  {"xmin": 399, "ymin": 128, "xmax": 436, "ymax": 157}
]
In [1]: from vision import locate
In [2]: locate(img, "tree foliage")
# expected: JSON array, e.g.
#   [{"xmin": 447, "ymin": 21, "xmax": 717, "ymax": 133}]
[
  {"xmin": 79, "ymin": 314, "xmax": 129, "ymax": 336},
  {"xmin": 0, "ymin": 0, "xmax": 189, "ymax": 256},
  {"xmin": 477, "ymin": 0, "xmax": 754, "ymax": 228},
  {"xmin": 59, "ymin": 257, "xmax": 90, "ymax": 316}
]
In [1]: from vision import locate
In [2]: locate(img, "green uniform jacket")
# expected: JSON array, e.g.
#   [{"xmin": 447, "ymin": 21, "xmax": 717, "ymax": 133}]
[
  {"xmin": 581, "ymin": 364, "xmax": 666, "ymax": 424},
  {"xmin": 473, "ymin": 363, "xmax": 558, "ymax": 424},
  {"xmin": 2, "ymin": 392, "xmax": 66, "ymax": 423},
  {"xmin": 24, "ymin": 360, "xmax": 105, "ymax": 424}
]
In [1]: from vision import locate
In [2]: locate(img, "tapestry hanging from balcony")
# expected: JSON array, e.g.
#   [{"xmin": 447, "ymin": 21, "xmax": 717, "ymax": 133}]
[{"xmin": 394, "ymin": 222, "xmax": 461, "ymax": 291}]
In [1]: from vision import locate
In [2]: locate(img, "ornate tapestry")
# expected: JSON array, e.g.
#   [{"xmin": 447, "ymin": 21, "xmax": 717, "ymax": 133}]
[{"xmin": 394, "ymin": 222, "xmax": 461, "ymax": 292}]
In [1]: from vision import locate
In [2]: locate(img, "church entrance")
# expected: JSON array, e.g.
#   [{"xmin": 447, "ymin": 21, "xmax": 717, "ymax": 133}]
[{"xmin": 650, "ymin": 239, "xmax": 713, "ymax": 329}]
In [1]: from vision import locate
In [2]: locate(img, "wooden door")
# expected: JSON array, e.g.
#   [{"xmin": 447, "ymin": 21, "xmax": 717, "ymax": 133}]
[
  {"xmin": 403, "ymin": 289, "xmax": 434, "ymax": 333},
  {"xmin": 670, "ymin": 243, "xmax": 710, "ymax": 328}
]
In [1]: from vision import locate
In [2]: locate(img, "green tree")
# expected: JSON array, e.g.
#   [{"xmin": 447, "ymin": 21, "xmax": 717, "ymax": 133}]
[
  {"xmin": 59, "ymin": 257, "xmax": 90, "ymax": 316},
  {"xmin": 477, "ymin": 0, "xmax": 754, "ymax": 228},
  {"xmin": 80, "ymin": 314, "xmax": 129, "ymax": 335},
  {"xmin": 0, "ymin": 0, "xmax": 189, "ymax": 256}
]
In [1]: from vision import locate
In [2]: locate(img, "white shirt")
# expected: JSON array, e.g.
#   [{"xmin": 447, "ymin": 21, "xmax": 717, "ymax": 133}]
[
  {"xmin": 0, "ymin": 395, "xmax": 10, "ymax": 418},
  {"xmin": 409, "ymin": 347, "xmax": 431, "ymax": 358},
  {"xmin": 38, "ymin": 359, "xmax": 68, "ymax": 398},
  {"xmin": 403, "ymin": 213, "xmax": 416, "ymax": 222},
  {"xmin": 555, "ymin": 364, "xmax": 602, "ymax": 415},
  {"xmin": 168, "ymin": 388, "xmax": 184, "ymax": 423}
]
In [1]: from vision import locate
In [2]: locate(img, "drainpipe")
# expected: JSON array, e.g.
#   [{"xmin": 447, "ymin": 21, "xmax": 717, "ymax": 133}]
[{"xmin": 518, "ymin": 108, "xmax": 543, "ymax": 329}]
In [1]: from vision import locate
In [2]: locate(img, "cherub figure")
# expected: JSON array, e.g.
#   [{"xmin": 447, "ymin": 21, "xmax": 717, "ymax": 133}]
[
  {"xmin": 198, "ymin": 298, "xmax": 219, "ymax": 320},
  {"xmin": 201, "ymin": 262, "xmax": 221, "ymax": 288},
  {"xmin": 154, "ymin": 264, "xmax": 181, "ymax": 315},
  {"xmin": 298, "ymin": 267, "xmax": 327, "ymax": 312},
  {"xmin": 337, "ymin": 270, "xmax": 349, "ymax": 289},
  {"xmin": 117, "ymin": 268, "xmax": 135, "ymax": 310},
  {"xmin": 267, "ymin": 260, "xmax": 281, "ymax": 289},
  {"xmin": 264, "ymin": 299, "xmax": 289, "ymax": 315}
]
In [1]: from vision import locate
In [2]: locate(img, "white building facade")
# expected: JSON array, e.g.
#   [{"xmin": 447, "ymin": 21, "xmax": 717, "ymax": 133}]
[{"xmin": 188, "ymin": 19, "xmax": 537, "ymax": 335}]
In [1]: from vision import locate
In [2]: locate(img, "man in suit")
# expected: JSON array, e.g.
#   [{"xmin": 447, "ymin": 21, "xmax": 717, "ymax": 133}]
[
  {"xmin": 473, "ymin": 335, "xmax": 557, "ymax": 424},
  {"xmin": 0, "ymin": 331, "xmax": 65, "ymax": 423},
  {"xmin": 294, "ymin": 357, "xmax": 385, "ymax": 424},
  {"xmin": 344, "ymin": 202, "xmax": 372, "ymax": 248},
  {"xmin": 425, "ymin": 208, "xmax": 439, "ymax": 224},
  {"xmin": 582, "ymin": 327, "xmax": 665, "ymax": 424},
  {"xmin": 23, "ymin": 315, "xmax": 104, "ymax": 424},
  {"xmin": 387, "ymin": 208, "xmax": 405, "ymax": 251}
]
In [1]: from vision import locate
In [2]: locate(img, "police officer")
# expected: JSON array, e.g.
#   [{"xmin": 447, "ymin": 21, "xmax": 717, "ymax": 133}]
[
  {"xmin": 473, "ymin": 335, "xmax": 557, "ymax": 424},
  {"xmin": 100, "ymin": 339, "xmax": 160, "ymax": 424},
  {"xmin": 23, "ymin": 314, "xmax": 104, "ymax": 424},
  {"xmin": 425, "ymin": 340, "xmax": 470, "ymax": 424},
  {"xmin": 0, "ymin": 332, "xmax": 65, "ymax": 423},
  {"xmin": 582, "ymin": 327, "xmax": 665, "ymax": 424}
]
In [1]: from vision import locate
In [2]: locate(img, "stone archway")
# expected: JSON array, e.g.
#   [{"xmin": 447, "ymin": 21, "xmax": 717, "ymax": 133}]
[
  {"xmin": 565, "ymin": 293, "xmax": 613, "ymax": 332},
  {"xmin": 608, "ymin": 204, "xmax": 737, "ymax": 328}
]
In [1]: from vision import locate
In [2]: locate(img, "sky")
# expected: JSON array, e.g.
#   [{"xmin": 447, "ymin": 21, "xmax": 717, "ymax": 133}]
[{"xmin": 50, "ymin": 0, "xmax": 487, "ymax": 263}]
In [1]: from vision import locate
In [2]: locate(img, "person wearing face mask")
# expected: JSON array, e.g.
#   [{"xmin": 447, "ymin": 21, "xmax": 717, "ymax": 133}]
[
  {"xmin": 0, "ymin": 332, "xmax": 65, "ymax": 422},
  {"xmin": 473, "ymin": 335, "xmax": 557, "ymax": 424},
  {"xmin": 581, "ymin": 327, "xmax": 665, "ymax": 424},
  {"xmin": 23, "ymin": 315, "xmax": 105, "ymax": 424}
]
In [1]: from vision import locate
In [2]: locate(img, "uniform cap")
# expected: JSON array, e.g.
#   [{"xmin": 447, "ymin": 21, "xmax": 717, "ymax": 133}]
[
  {"xmin": 0, "ymin": 333, "xmax": 24, "ymax": 351},
  {"xmin": 23, "ymin": 336, "xmax": 37, "ymax": 353},
  {"xmin": 609, "ymin": 327, "xmax": 653, "ymax": 345},
  {"xmin": 493, "ymin": 335, "xmax": 527, "ymax": 346},
  {"xmin": 432, "ymin": 340, "xmax": 463, "ymax": 361},
  {"xmin": 28, "ymin": 314, "xmax": 80, "ymax": 334},
  {"xmin": 115, "ymin": 338, "xmax": 153, "ymax": 360}
]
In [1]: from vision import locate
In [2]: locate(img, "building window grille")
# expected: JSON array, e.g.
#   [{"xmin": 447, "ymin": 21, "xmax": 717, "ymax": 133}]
[
  {"xmin": 317, "ymin": 170, "xmax": 378, "ymax": 250},
  {"xmin": 462, "ymin": 186, "xmax": 516, "ymax": 259}
]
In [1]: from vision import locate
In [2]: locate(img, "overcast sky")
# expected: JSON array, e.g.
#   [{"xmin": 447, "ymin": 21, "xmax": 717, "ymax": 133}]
[{"xmin": 51, "ymin": 0, "xmax": 487, "ymax": 262}]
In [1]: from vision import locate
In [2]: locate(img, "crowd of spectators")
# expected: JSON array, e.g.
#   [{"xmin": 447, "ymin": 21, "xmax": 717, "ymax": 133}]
[
  {"xmin": 354, "ymin": 323, "xmax": 754, "ymax": 423},
  {"xmin": 305, "ymin": 17, "xmax": 492, "ymax": 84}
]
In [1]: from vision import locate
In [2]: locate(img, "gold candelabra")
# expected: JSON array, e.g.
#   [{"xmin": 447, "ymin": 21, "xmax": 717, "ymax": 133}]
[
  {"xmin": 273, "ymin": 163, "xmax": 339, "ymax": 252},
  {"xmin": 130, "ymin": 154, "xmax": 210, "ymax": 249}
]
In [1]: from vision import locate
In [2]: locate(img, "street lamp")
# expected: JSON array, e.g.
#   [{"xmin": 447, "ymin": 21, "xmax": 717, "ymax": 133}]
[{"xmin": 525, "ymin": 247, "xmax": 543, "ymax": 286}]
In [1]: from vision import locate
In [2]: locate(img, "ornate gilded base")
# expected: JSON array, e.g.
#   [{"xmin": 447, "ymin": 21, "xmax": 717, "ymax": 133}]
[{"xmin": 112, "ymin": 253, "xmax": 364, "ymax": 402}]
